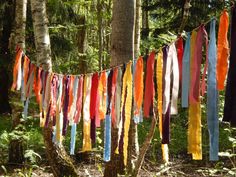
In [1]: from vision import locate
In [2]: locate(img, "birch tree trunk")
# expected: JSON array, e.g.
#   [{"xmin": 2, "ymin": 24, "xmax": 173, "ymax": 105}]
[
  {"xmin": 8, "ymin": 0, "xmax": 27, "ymax": 164},
  {"xmin": 31, "ymin": 0, "xmax": 78, "ymax": 176},
  {"xmin": 127, "ymin": 0, "xmax": 141, "ymax": 172},
  {"xmin": 104, "ymin": 0, "xmax": 135, "ymax": 176}
]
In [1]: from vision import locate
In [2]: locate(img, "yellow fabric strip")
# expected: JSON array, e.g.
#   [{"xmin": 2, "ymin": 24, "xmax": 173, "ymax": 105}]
[
  {"xmin": 82, "ymin": 75, "xmax": 92, "ymax": 151},
  {"xmin": 156, "ymin": 51, "xmax": 163, "ymax": 139},
  {"xmin": 98, "ymin": 71, "xmax": 107, "ymax": 120},
  {"xmin": 187, "ymin": 30, "xmax": 202, "ymax": 160},
  {"xmin": 122, "ymin": 62, "xmax": 133, "ymax": 166},
  {"xmin": 188, "ymin": 102, "xmax": 202, "ymax": 160}
]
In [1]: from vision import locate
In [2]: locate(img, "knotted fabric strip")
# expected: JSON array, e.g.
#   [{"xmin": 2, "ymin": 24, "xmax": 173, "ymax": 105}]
[
  {"xmin": 144, "ymin": 51, "xmax": 155, "ymax": 117},
  {"xmin": 217, "ymin": 10, "xmax": 229, "ymax": 91},
  {"xmin": 162, "ymin": 43, "xmax": 179, "ymax": 115},
  {"xmin": 133, "ymin": 56, "xmax": 144, "ymax": 124},
  {"xmin": 182, "ymin": 33, "xmax": 191, "ymax": 108},
  {"xmin": 207, "ymin": 19, "xmax": 219, "ymax": 161}
]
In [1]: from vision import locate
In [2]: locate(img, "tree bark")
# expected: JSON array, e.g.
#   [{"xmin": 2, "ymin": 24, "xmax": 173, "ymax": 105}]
[
  {"xmin": 0, "ymin": 0, "xmax": 14, "ymax": 115},
  {"xmin": 110, "ymin": 0, "xmax": 135, "ymax": 67},
  {"xmin": 141, "ymin": 0, "xmax": 149, "ymax": 40},
  {"xmin": 77, "ymin": 15, "xmax": 87, "ymax": 74},
  {"xmin": 31, "ymin": 0, "xmax": 78, "ymax": 176},
  {"xmin": 8, "ymin": 0, "xmax": 27, "ymax": 165},
  {"xmin": 104, "ymin": 0, "xmax": 135, "ymax": 176},
  {"xmin": 178, "ymin": 0, "xmax": 191, "ymax": 34},
  {"xmin": 31, "ymin": 0, "xmax": 52, "ymax": 71},
  {"xmin": 127, "ymin": 0, "xmax": 141, "ymax": 173},
  {"xmin": 97, "ymin": 0, "xmax": 103, "ymax": 71}
]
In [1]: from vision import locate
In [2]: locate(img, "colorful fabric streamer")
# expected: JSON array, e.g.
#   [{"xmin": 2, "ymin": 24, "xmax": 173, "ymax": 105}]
[
  {"xmin": 133, "ymin": 56, "xmax": 144, "ymax": 124},
  {"xmin": 207, "ymin": 19, "xmax": 219, "ymax": 161},
  {"xmin": 217, "ymin": 10, "xmax": 229, "ymax": 91}
]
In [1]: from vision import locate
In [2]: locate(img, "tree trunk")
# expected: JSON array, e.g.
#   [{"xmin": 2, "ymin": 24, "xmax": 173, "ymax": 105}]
[
  {"xmin": 127, "ymin": 0, "xmax": 141, "ymax": 173},
  {"xmin": 31, "ymin": 0, "xmax": 78, "ymax": 176},
  {"xmin": 31, "ymin": 0, "xmax": 52, "ymax": 71},
  {"xmin": 104, "ymin": 0, "xmax": 135, "ymax": 176},
  {"xmin": 77, "ymin": 15, "xmax": 87, "ymax": 74},
  {"xmin": 141, "ymin": 0, "xmax": 149, "ymax": 40},
  {"xmin": 178, "ymin": 0, "xmax": 191, "ymax": 34},
  {"xmin": 0, "ymin": 0, "xmax": 14, "ymax": 114},
  {"xmin": 97, "ymin": 0, "xmax": 103, "ymax": 71},
  {"xmin": 8, "ymin": 0, "xmax": 27, "ymax": 165}
]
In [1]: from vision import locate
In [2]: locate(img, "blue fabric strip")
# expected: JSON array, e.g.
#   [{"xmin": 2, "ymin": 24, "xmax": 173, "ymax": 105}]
[
  {"xmin": 104, "ymin": 114, "xmax": 111, "ymax": 161},
  {"xmin": 70, "ymin": 123, "xmax": 77, "ymax": 155},
  {"xmin": 104, "ymin": 71, "xmax": 111, "ymax": 162},
  {"xmin": 181, "ymin": 33, "xmax": 191, "ymax": 108},
  {"xmin": 207, "ymin": 19, "xmax": 219, "ymax": 161}
]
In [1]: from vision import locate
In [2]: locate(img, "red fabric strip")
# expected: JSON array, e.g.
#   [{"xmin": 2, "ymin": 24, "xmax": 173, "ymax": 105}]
[{"xmin": 144, "ymin": 51, "xmax": 155, "ymax": 117}]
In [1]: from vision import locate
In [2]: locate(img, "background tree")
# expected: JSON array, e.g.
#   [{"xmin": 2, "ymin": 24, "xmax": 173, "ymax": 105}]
[
  {"xmin": 30, "ymin": 0, "xmax": 78, "ymax": 176},
  {"xmin": 104, "ymin": 0, "xmax": 135, "ymax": 176}
]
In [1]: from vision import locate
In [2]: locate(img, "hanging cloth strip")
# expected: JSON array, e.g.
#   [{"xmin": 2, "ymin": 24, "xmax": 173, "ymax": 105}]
[
  {"xmin": 82, "ymin": 75, "xmax": 92, "ymax": 151},
  {"xmin": 49, "ymin": 74, "xmax": 59, "ymax": 121},
  {"xmin": 56, "ymin": 76, "xmax": 63, "ymax": 144},
  {"xmin": 23, "ymin": 63, "xmax": 36, "ymax": 118},
  {"xmin": 156, "ymin": 51, "xmax": 163, "ymax": 138},
  {"xmin": 11, "ymin": 47, "xmax": 23, "ymax": 91},
  {"xmin": 43, "ymin": 72, "xmax": 52, "ymax": 126},
  {"xmin": 177, "ymin": 37, "xmax": 184, "ymax": 86},
  {"xmin": 98, "ymin": 71, "xmax": 107, "ymax": 121},
  {"xmin": 161, "ymin": 46, "xmax": 169, "ymax": 163},
  {"xmin": 114, "ymin": 68, "xmax": 123, "ymax": 128},
  {"xmin": 111, "ymin": 68, "xmax": 118, "ymax": 127},
  {"xmin": 70, "ymin": 123, "xmax": 77, "ymax": 155},
  {"xmin": 116, "ymin": 62, "xmax": 132, "ymax": 166},
  {"xmin": 133, "ymin": 56, "xmax": 144, "ymax": 124},
  {"xmin": 69, "ymin": 76, "xmax": 78, "ymax": 124},
  {"xmin": 144, "ymin": 51, "xmax": 155, "ymax": 117},
  {"xmin": 207, "ymin": 19, "xmax": 219, "ymax": 161},
  {"xmin": 217, "ymin": 10, "xmax": 229, "ymax": 91},
  {"xmin": 62, "ymin": 75, "xmax": 70, "ymax": 135},
  {"xmin": 68, "ymin": 75, "xmax": 75, "ymax": 123},
  {"xmin": 34, "ymin": 68, "xmax": 42, "ymax": 104},
  {"xmin": 188, "ymin": 26, "xmax": 208, "ymax": 160},
  {"xmin": 90, "ymin": 73, "xmax": 99, "ymax": 144},
  {"xmin": 104, "ymin": 70, "xmax": 112, "ymax": 162},
  {"xmin": 74, "ymin": 76, "xmax": 83, "ymax": 124},
  {"xmin": 223, "ymin": 5, "xmax": 236, "ymax": 127},
  {"xmin": 21, "ymin": 55, "xmax": 30, "ymax": 102},
  {"xmin": 162, "ymin": 43, "xmax": 179, "ymax": 115},
  {"xmin": 181, "ymin": 33, "xmax": 191, "ymax": 108}
]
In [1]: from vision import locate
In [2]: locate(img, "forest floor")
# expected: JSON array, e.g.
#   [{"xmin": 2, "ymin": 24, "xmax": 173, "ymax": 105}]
[{"xmin": 1, "ymin": 156, "xmax": 234, "ymax": 177}]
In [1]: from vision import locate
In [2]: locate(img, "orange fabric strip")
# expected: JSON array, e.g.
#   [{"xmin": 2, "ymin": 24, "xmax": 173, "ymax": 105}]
[{"xmin": 217, "ymin": 10, "xmax": 230, "ymax": 91}]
